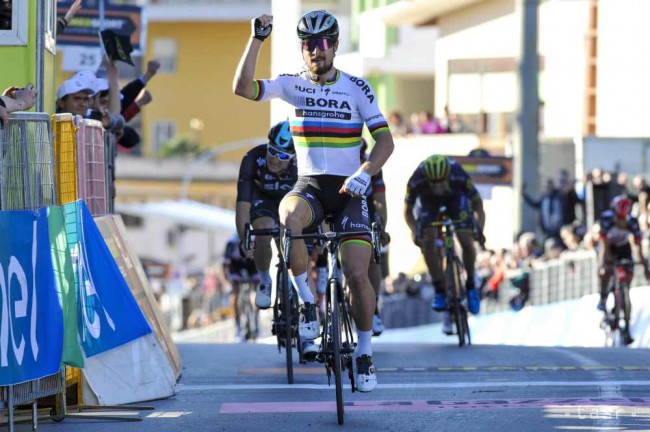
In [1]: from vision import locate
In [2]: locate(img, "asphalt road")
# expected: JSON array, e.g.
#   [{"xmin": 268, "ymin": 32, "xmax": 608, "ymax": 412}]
[{"xmin": 22, "ymin": 329, "xmax": 650, "ymax": 432}]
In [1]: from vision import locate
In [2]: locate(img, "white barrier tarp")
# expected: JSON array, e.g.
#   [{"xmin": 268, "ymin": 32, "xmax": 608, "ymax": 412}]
[
  {"xmin": 376, "ymin": 287, "xmax": 650, "ymax": 348},
  {"xmin": 82, "ymin": 333, "xmax": 176, "ymax": 405}
]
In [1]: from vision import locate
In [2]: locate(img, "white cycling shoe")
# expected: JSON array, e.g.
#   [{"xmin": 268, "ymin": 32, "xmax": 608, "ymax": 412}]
[
  {"xmin": 355, "ymin": 354, "xmax": 377, "ymax": 392},
  {"xmin": 299, "ymin": 302, "xmax": 320, "ymax": 340},
  {"xmin": 301, "ymin": 340, "xmax": 318, "ymax": 362}
]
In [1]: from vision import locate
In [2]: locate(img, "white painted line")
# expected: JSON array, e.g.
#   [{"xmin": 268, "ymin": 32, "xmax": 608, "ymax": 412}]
[
  {"xmin": 176, "ymin": 380, "xmax": 650, "ymax": 392},
  {"xmin": 547, "ymin": 347, "xmax": 623, "ymax": 431}
]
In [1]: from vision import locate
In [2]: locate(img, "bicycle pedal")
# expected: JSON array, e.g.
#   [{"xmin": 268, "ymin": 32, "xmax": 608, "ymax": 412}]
[{"xmin": 315, "ymin": 353, "xmax": 326, "ymax": 363}]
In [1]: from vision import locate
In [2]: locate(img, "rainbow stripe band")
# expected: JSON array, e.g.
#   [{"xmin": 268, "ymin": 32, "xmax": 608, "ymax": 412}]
[
  {"xmin": 369, "ymin": 124, "xmax": 390, "ymax": 135},
  {"xmin": 293, "ymin": 137, "xmax": 360, "ymax": 148},
  {"xmin": 340, "ymin": 237, "xmax": 372, "ymax": 248},
  {"xmin": 251, "ymin": 80, "xmax": 265, "ymax": 101}
]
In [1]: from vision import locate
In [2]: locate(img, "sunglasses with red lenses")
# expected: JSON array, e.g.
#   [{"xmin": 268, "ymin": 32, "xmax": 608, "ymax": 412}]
[
  {"xmin": 268, "ymin": 145, "xmax": 294, "ymax": 161},
  {"xmin": 301, "ymin": 38, "xmax": 334, "ymax": 52}
]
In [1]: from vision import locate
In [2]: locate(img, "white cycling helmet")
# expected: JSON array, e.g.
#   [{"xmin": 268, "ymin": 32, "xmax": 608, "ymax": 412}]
[{"xmin": 297, "ymin": 10, "xmax": 339, "ymax": 40}]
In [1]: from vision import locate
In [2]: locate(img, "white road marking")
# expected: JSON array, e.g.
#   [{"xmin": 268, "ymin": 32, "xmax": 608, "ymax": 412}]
[
  {"xmin": 545, "ymin": 347, "xmax": 622, "ymax": 431},
  {"xmin": 176, "ymin": 380, "xmax": 650, "ymax": 392}
]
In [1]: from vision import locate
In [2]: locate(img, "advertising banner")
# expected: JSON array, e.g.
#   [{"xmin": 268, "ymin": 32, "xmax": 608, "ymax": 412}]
[
  {"xmin": 57, "ymin": 1, "xmax": 144, "ymax": 52},
  {"xmin": 64, "ymin": 201, "xmax": 152, "ymax": 357},
  {"xmin": 0, "ymin": 209, "xmax": 64, "ymax": 385},
  {"xmin": 454, "ymin": 155, "xmax": 513, "ymax": 185},
  {"xmin": 48, "ymin": 205, "xmax": 85, "ymax": 368}
]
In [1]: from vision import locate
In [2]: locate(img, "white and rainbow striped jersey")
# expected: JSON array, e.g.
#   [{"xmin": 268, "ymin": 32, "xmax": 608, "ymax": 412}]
[{"xmin": 250, "ymin": 69, "xmax": 389, "ymax": 177}]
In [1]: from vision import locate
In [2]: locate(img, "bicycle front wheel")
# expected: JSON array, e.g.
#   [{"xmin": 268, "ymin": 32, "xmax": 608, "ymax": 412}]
[
  {"xmin": 278, "ymin": 264, "xmax": 294, "ymax": 383},
  {"xmin": 448, "ymin": 258, "xmax": 469, "ymax": 347},
  {"xmin": 331, "ymin": 279, "xmax": 344, "ymax": 425},
  {"xmin": 622, "ymin": 283, "xmax": 633, "ymax": 345}
]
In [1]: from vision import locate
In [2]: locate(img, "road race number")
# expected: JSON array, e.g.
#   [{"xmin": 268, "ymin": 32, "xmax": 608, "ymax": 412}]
[{"xmin": 62, "ymin": 47, "xmax": 103, "ymax": 72}]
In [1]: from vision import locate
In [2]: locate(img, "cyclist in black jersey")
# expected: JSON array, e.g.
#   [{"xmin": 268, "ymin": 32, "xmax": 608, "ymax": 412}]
[
  {"xmin": 404, "ymin": 155, "xmax": 486, "ymax": 331},
  {"xmin": 597, "ymin": 195, "xmax": 650, "ymax": 342},
  {"xmin": 222, "ymin": 233, "xmax": 259, "ymax": 340},
  {"xmin": 233, "ymin": 10, "xmax": 395, "ymax": 392},
  {"xmin": 236, "ymin": 121, "xmax": 298, "ymax": 308}
]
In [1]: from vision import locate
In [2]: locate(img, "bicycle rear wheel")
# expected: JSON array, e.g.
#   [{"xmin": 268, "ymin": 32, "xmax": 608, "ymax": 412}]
[
  {"xmin": 278, "ymin": 264, "xmax": 294, "ymax": 383},
  {"xmin": 331, "ymin": 279, "xmax": 344, "ymax": 425}
]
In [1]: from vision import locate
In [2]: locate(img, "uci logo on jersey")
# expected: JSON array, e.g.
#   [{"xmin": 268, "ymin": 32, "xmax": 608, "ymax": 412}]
[
  {"xmin": 295, "ymin": 85, "xmax": 316, "ymax": 94},
  {"xmin": 306, "ymin": 97, "xmax": 351, "ymax": 111}
]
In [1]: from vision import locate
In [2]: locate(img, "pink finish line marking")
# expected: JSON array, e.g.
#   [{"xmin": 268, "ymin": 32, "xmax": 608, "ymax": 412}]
[
  {"xmin": 239, "ymin": 368, "xmax": 322, "ymax": 375},
  {"xmin": 220, "ymin": 397, "xmax": 650, "ymax": 414}
]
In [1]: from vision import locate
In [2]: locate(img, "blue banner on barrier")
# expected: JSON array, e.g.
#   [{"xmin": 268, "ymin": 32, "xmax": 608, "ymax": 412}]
[
  {"xmin": 0, "ymin": 209, "xmax": 63, "ymax": 385},
  {"xmin": 67, "ymin": 202, "xmax": 151, "ymax": 357}
]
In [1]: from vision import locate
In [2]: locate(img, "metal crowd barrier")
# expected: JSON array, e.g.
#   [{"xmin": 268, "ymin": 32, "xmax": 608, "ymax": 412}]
[
  {"xmin": 0, "ymin": 112, "xmax": 56, "ymax": 210},
  {"xmin": 381, "ymin": 250, "xmax": 641, "ymax": 327},
  {"xmin": 76, "ymin": 116, "xmax": 107, "ymax": 216},
  {"xmin": 0, "ymin": 113, "xmax": 65, "ymax": 431},
  {"xmin": 483, "ymin": 250, "xmax": 649, "ymax": 313},
  {"xmin": 53, "ymin": 113, "xmax": 78, "ymax": 205},
  {"xmin": 104, "ymin": 132, "xmax": 117, "ymax": 214}
]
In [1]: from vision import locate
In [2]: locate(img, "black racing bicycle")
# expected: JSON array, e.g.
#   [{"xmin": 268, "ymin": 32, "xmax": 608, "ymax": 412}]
[
  {"xmin": 600, "ymin": 259, "xmax": 637, "ymax": 347},
  {"xmin": 284, "ymin": 222, "xmax": 382, "ymax": 425},
  {"xmin": 235, "ymin": 271, "xmax": 259, "ymax": 342},
  {"xmin": 244, "ymin": 224, "xmax": 303, "ymax": 384},
  {"xmin": 419, "ymin": 207, "xmax": 472, "ymax": 347}
]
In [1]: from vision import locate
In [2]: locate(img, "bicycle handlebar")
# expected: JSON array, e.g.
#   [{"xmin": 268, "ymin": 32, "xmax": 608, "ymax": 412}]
[
  {"xmin": 284, "ymin": 222, "xmax": 382, "ymax": 267},
  {"xmin": 243, "ymin": 223, "xmax": 281, "ymax": 251}
]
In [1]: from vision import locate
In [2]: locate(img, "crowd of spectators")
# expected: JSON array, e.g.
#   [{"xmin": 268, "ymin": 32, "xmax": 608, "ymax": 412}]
[
  {"xmin": 372, "ymin": 167, "xmax": 650, "ymax": 316},
  {"xmin": 387, "ymin": 105, "xmax": 470, "ymax": 137},
  {"xmin": 477, "ymin": 167, "xmax": 650, "ymax": 311}
]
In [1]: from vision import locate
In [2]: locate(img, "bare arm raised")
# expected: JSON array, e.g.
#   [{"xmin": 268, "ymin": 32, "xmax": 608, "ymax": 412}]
[{"xmin": 233, "ymin": 15, "xmax": 273, "ymax": 99}]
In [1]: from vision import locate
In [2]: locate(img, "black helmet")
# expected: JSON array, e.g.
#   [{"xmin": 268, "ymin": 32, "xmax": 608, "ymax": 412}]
[
  {"xmin": 267, "ymin": 120, "xmax": 295, "ymax": 155},
  {"xmin": 297, "ymin": 10, "xmax": 339, "ymax": 40}
]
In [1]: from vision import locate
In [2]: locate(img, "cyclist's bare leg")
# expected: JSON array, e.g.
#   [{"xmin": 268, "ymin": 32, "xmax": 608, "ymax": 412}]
[
  {"xmin": 252, "ymin": 216, "xmax": 276, "ymax": 274},
  {"xmin": 368, "ymin": 258, "xmax": 382, "ymax": 311},
  {"xmin": 340, "ymin": 243, "xmax": 375, "ymax": 331},
  {"xmin": 422, "ymin": 226, "xmax": 445, "ymax": 292},
  {"xmin": 279, "ymin": 195, "xmax": 313, "ymax": 301},
  {"xmin": 231, "ymin": 282, "xmax": 241, "ymax": 333},
  {"xmin": 457, "ymin": 230, "xmax": 476, "ymax": 282}
]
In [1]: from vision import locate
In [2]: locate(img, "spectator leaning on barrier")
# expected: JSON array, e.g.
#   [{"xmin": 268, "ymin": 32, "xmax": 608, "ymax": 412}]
[
  {"xmin": 56, "ymin": 76, "xmax": 94, "ymax": 117},
  {"xmin": 0, "ymin": 84, "xmax": 38, "ymax": 126}
]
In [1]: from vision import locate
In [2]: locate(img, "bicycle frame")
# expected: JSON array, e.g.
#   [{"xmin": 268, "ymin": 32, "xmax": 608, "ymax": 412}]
[
  {"xmin": 602, "ymin": 259, "xmax": 634, "ymax": 346},
  {"xmin": 244, "ymin": 223, "xmax": 301, "ymax": 383},
  {"xmin": 283, "ymin": 222, "xmax": 381, "ymax": 425},
  {"xmin": 235, "ymin": 277, "xmax": 259, "ymax": 341},
  {"xmin": 419, "ymin": 207, "xmax": 471, "ymax": 347}
]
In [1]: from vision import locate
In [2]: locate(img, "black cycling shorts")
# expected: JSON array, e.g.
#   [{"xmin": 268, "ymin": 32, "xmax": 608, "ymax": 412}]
[
  {"xmin": 228, "ymin": 260, "xmax": 259, "ymax": 283},
  {"xmin": 286, "ymin": 175, "xmax": 371, "ymax": 245},
  {"xmin": 416, "ymin": 193, "xmax": 473, "ymax": 232},
  {"xmin": 249, "ymin": 188, "xmax": 282, "ymax": 224},
  {"xmin": 609, "ymin": 242, "xmax": 633, "ymax": 261}
]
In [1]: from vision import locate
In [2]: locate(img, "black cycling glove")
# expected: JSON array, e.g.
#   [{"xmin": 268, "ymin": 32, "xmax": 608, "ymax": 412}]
[{"xmin": 251, "ymin": 17, "xmax": 272, "ymax": 41}]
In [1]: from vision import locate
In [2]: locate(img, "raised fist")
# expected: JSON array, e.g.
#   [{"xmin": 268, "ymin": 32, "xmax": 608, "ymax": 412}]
[{"xmin": 251, "ymin": 15, "xmax": 273, "ymax": 41}]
